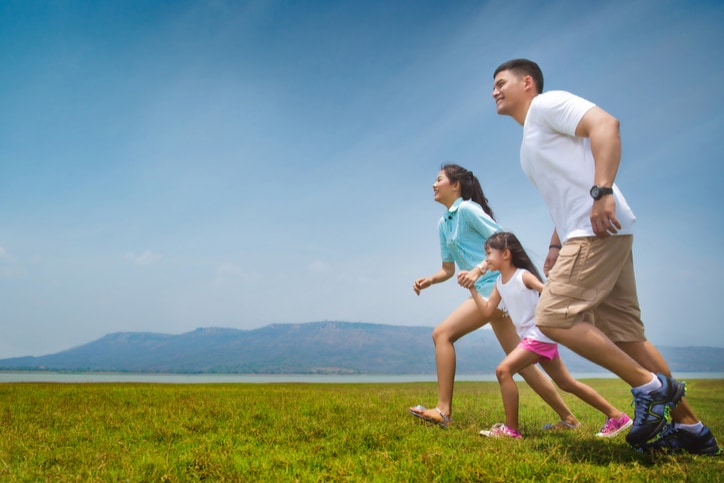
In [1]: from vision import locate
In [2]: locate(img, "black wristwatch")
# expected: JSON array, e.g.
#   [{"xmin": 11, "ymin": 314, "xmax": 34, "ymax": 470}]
[{"xmin": 590, "ymin": 185, "xmax": 614, "ymax": 200}]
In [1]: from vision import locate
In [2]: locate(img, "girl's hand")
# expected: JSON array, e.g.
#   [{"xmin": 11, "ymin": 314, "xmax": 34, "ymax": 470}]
[
  {"xmin": 457, "ymin": 270, "xmax": 477, "ymax": 289},
  {"xmin": 413, "ymin": 277, "xmax": 431, "ymax": 295}
]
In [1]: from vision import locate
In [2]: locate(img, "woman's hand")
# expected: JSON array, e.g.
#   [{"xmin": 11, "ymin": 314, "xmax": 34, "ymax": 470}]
[{"xmin": 413, "ymin": 277, "xmax": 431, "ymax": 295}]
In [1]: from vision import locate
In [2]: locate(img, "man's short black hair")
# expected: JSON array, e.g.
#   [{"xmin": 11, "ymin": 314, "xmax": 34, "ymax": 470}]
[{"xmin": 494, "ymin": 59, "xmax": 544, "ymax": 94}]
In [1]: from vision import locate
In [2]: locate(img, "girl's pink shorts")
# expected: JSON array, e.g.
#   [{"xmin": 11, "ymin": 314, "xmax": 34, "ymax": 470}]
[{"xmin": 519, "ymin": 337, "xmax": 559, "ymax": 362}]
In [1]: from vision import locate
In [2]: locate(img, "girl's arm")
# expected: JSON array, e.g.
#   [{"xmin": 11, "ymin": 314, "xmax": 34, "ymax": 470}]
[
  {"xmin": 469, "ymin": 285, "xmax": 501, "ymax": 319},
  {"xmin": 414, "ymin": 261, "xmax": 455, "ymax": 295},
  {"xmin": 521, "ymin": 270, "xmax": 545, "ymax": 294}
]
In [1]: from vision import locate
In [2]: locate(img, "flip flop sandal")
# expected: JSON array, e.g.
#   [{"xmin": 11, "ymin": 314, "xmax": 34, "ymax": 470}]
[{"xmin": 408, "ymin": 405, "xmax": 453, "ymax": 428}]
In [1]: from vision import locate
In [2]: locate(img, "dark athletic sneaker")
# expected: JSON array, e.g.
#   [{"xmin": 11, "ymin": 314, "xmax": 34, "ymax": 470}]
[
  {"xmin": 640, "ymin": 423, "xmax": 722, "ymax": 456},
  {"xmin": 626, "ymin": 374, "xmax": 686, "ymax": 446}
]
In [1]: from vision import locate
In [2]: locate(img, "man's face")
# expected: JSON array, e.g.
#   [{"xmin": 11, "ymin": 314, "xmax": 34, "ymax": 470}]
[{"xmin": 492, "ymin": 69, "xmax": 526, "ymax": 116}]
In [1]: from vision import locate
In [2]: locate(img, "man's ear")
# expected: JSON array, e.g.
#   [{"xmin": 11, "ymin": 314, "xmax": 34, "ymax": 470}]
[{"xmin": 523, "ymin": 75, "xmax": 535, "ymax": 92}]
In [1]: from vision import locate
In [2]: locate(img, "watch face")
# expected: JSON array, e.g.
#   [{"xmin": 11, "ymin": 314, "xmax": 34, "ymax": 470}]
[{"xmin": 590, "ymin": 186, "xmax": 612, "ymax": 199}]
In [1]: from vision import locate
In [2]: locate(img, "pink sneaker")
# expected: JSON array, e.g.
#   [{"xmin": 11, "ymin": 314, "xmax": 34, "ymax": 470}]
[
  {"xmin": 479, "ymin": 423, "xmax": 522, "ymax": 439},
  {"xmin": 595, "ymin": 413, "xmax": 633, "ymax": 438}
]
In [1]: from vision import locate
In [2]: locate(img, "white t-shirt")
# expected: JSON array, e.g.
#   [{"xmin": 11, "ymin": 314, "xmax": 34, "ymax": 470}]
[
  {"xmin": 496, "ymin": 269, "xmax": 554, "ymax": 344},
  {"xmin": 520, "ymin": 90, "xmax": 636, "ymax": 242}
]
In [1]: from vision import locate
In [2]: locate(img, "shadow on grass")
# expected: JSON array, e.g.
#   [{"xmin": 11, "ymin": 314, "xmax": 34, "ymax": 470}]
[{"xmin": 529, "ymin": 436, "xmax": 671, "ymax": 468}]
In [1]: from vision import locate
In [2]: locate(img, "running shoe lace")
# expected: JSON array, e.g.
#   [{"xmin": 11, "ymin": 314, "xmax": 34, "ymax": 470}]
[{"xmin": 630, "ymin": 393, "xmax": 671, "ymax": 425}]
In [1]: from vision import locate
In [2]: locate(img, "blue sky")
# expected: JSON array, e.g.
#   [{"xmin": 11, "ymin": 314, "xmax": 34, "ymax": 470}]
[{"xmin": 1, "ymin": 0, "xmax": 723, "ymax": 358}]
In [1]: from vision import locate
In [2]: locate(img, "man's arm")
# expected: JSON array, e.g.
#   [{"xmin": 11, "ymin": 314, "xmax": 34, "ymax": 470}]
[
  {"xmin": 543, "ymin": 229, "xmax": 561, "ymax": 277},
  {"xmin": 575, "ymin": 106, "xmax": 622, "ymax": 238}
]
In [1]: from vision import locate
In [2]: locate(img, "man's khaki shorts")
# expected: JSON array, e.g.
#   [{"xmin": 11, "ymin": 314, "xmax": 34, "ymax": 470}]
[{"xmin": 535, "ymin": 235, "xmax": 646, "ymax": 343}]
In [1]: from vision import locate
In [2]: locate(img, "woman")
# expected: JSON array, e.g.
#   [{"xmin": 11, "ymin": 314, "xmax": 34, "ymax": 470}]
[{"xmin": 409, "ymin": 164, "xmax": 581, "ymax": 429}]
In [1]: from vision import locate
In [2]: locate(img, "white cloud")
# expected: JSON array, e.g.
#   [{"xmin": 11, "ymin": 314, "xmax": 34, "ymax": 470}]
[
  {"xmin": 214, "ymin": 261, "xmax": 247, "ymax": 285},
  {"xmin": 0, "ymin": 267, "xmax": 21, "ymax": 278},
  {"xmin": 125, "ymin": 250, "xmax": 161, "ymax": 266},
  {"xmin": 308, "ymin": 260, "xmax": 331, "ymax": 273},
  {"xmin": 217, "ymin": 261, "xmax": 241, "ymax": 276}
]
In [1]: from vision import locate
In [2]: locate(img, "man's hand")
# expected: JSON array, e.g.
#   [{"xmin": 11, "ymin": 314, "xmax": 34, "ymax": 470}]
[
  {"xmin": 543, "ymin": 248, "xmax": 559, "ymax": 277},
  {"xmin": 590, "ymin": 196, "xmax": 621, "ymax": 238}
]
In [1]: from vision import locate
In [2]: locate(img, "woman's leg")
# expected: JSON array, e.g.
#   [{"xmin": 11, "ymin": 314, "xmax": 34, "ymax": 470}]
[
  {"xmin": 410, "ymin": 298, "xmax": 487, "ymax": 420},
  {"xmin": 541, "ymin": 357, "xmax": 621, "ymax": 419},
  {"xmin": 490, "ymin": 317, "xmax": 578, "ymax": 424}
]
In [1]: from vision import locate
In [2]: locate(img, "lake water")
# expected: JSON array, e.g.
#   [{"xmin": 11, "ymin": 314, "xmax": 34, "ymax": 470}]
[{"xmin": 1, "ymin": 372, "xmax": 723, "ymax": 384}]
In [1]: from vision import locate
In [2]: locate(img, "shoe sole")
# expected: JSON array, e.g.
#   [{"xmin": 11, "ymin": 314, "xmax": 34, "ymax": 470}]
[
  {"xmin": 479, "ymin": 429, "xmax": 522, "ymax": 439},
  {"xmin": 595, "ymin": 418, "xmax": 633, "ymax": 438},
  {"xmin": 691, "ymin": 446, "xmax": 723, "ymax": 456},
  {"xmin": 641, "ymin": 441, "xmax": 722, "ymax": 456}
]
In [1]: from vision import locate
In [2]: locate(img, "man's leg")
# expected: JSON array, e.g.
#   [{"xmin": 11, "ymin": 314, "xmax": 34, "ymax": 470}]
[
  {"xmin": 617, "ymin": 340, "xmax": 697, "ymax": 423},
  {"xmin": 541, "ymin": 323, "xmax": 652, "ymax": 386},
  {"xmin": 537, "ymin": 237, "xmax": 685, "ymax": 446},
  {"xmin": 619, "ymin": 341, "xmax": 721, "ymax": 455}
]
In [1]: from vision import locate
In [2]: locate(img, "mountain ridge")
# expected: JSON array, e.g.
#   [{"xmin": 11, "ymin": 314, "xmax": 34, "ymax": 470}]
[{"xmin": 1, "ymin": 321, "xmax": 722, "ymax": 375}]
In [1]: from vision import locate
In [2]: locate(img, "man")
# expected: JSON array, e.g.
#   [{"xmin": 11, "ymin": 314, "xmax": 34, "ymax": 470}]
[{"xmin": 490, "ymin": 58, "xmax": 720, "ymax": 455}]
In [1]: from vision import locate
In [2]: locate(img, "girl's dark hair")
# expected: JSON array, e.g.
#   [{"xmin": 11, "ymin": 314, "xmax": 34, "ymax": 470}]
[
  {"xmin": 441, "ymin": 164, "xmax": 495, "ymax": 220},
  {"xmin": 484, "ymin": 231, "xmax": 543, "ymax": 282}
]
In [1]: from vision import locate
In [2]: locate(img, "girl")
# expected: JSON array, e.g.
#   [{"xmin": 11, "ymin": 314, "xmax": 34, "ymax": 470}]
[
  {"xmin": 470, "ymin": 231, "xmax": 632, "ymax": 439},
  {"xmin": 409, "ymin": 164, "xmax": 586, "ymax": 429}
]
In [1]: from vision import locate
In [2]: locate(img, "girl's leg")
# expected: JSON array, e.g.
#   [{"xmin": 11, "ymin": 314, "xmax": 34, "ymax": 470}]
[
  {"xmin": 490, "ymin": 317, "xmax": 578, "ymax": 425},
  {"xmin": 540, "ymin": 357, "xmax": 621, "ymax": 419},
  {"xmin": 496, "ymin": 347, "xmax": 542, "ymax": 431},
  {"xmin": 411, "ymin": 298, "xmax": 487, "ymax": 420}
]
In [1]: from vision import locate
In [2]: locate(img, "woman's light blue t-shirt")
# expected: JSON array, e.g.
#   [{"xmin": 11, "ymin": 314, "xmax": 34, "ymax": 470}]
[{"xmin": 438, "ymin": 198, "xmax": 501, "ymax": 297}]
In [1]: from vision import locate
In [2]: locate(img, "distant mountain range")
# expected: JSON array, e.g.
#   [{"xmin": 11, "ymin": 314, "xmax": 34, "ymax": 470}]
[{"xmin": 1, "ymin": 321, "xmax": 722, "ymax": 375}]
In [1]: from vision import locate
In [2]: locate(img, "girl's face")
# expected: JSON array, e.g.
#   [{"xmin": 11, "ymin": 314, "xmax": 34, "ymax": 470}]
[
  {"xmin": 433, "ymin": 170, "xmax": 459, "ymax": 207},
  {"xmin": 485, "ymin": 247, "xmax": 506, "ymax": 271}
]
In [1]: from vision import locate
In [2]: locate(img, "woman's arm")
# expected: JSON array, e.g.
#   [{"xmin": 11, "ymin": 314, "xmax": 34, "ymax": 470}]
[{"xmin": 413, "ymin": 261, "xmax": 455, "ymax": 295}]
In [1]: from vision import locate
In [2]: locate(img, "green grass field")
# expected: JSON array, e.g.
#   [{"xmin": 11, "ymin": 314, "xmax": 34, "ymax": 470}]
[{"xmin": 1, "ymin": 379, "xmax": 722, "ymax": 481}]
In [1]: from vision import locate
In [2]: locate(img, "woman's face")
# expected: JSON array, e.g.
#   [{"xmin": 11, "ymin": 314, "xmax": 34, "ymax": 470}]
[{"xmin": 433, "ymin": 170, "xmax": 459, "ymax": 207}]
